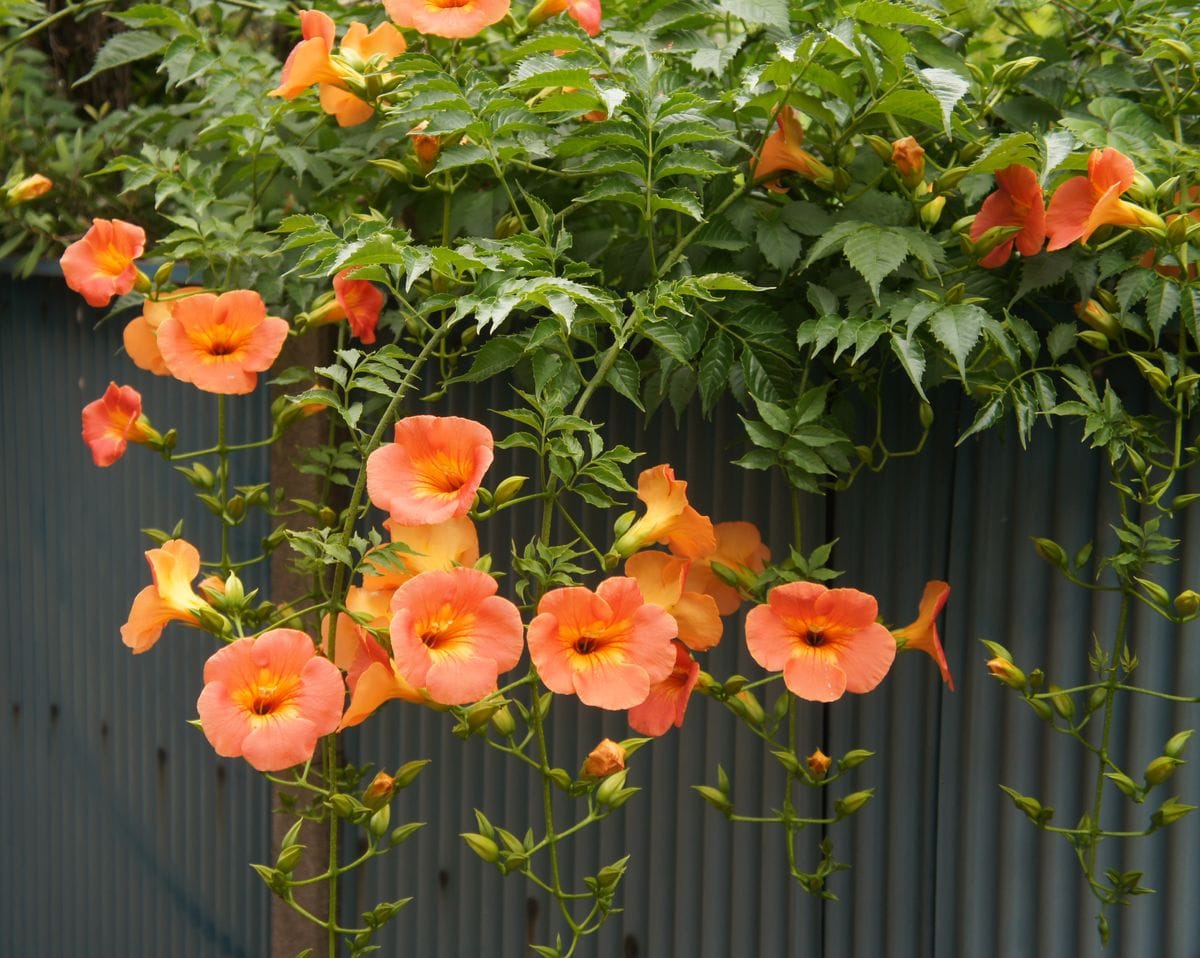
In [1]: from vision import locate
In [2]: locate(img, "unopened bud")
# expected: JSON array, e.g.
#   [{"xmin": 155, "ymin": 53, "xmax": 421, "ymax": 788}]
[
  {"xmin": 834, "ymin": 789, "xmax": 874, "ymax": 819},
  {"xmin": 1151, "ymin": 796, "xmax": 1197, "ymax": 828},
  {"xmin": 595, "ymin": 769, "xmax": 628, "ymax": 806},
  {"xmin": 838, "ymin": 748, "xmax": 874, "ymax": 770},
  {"xmin": 362, "ymin": 771, "xmax": 397, "ymax": 810},
  {"xmin": 368, "ymin": 805, "xmax": 391, "ymax": 838},
  {"xmin": 492, "ymin": 475, "xmax": 528, "ymax": 506},
  {"xmin": 891, "ymin": 136, "xmax": 926, "ymax": 190},
  {"xmin": 934, "ymin": 166, "xmax": 969, "ymax": 191},
  {"xmin": 222, "ymin": 572, "xmax": 245, "ymax": 607},
  {"xmin": 863, "ymin": 134, "xmax": 893, "ymax": 162},
  {"xmin": 490, "ymin": 705, "xmax": 516, "ymax": 737},
  {"xmin": 1165, "ymin": 730, "xmax": 1194, "ymax": 759},
  {"xmin": 466, "ymin": 700, "xmax": 500, "ymax": 731},
  {"xmin": 225, "ymin": 494, "xmax": 246, "ymax": 520},
  {"xmin": 1126, "ymin": 173, "xmax": 1156, "ymax": 205},
  {"xmin": 328, "ymin": 794, "xmax": 361, "ymax": 819},
  {"xmin": 1144, "ymin": 755, "xmax": 1183, "ymax": 786},
  {"xmin": 393, "ymin": 759, "xmax": 430, "ymax": 789},
  {"xmin": 1032, "ymin": 537, "xmax": 1068, "ymax": 568},
  {"xmin": 1047, "ymin": 685, "xmax": 1075, "ymax": 720},
  {"xmin": 987, "ymin": 657, "xmax": 1027, "ymax": 689},
  {"xmin": 462, "ymin": 832, "xmax": 500, "ymax": 863},
  {"xmin": 806, "ymin": 748, "xmax": 831, "ymax": 779},
  {"xmin": 1076, "ymin": 300, "xmax": 1120, "ymax": 338},
  {"xmin": 275, "ymin": 844, "xmax": 304, "ymax": 874},
  {"xmin": 734, "ymin": 690, "xmax": 765, "ymax": 726},
  {"xmin": 992, "ymin": 56, "xmax": 1044, "ymax": 86},
  {"xmin": 920, "ymin": 194, "xmax": 946, "ymax": 228},
  {"xmin": 1077, "ymin": 330, "xmax": 1110, "ymax": 350},
  {"xmin": 582, "ymin": 738, "xmax": 626, "ymax": 779},
  {"xmin": 6, "ymin": 173, "xmax": 53, "ymax": 204}
]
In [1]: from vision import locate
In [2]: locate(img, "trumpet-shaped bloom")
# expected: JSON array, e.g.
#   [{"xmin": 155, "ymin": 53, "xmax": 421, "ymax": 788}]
[
  {"xmin": 745, "ymin": 581, "xmax": 895, "ymax": 703},
  {"xmin": 613, "ymin": 464, "xmax": 716, "ymax": 559},
  {"xmin": 625, "ymin": 551, "xmax": 722, "ymax": 652},
  {"xmin": 389, "ymin": 568, "xmax": 523, "ymax": 705},
  {"xmin": 893, "ymin": 580, "xmax": 953, "ymax": 689},
  {"xmin": 120, "ymin": 539, "xmax": 207, "ymax": 653},
  {"xmin": 156, "ymin": 290, "xmax": 289, "ymax": 395},
  {"xmin": 362, "ymin": 516, "xmax": 480, "ymax": 590},
  {"xmin": 367, "ymin": 415, "xmax": 494, "ymax": 525},
  {"xmin": 528, "ymin": 0, "xmax": 602, "ymax": 35},
  {"xmin": 124, "ymin": 287, "xmax": 204, "ymax": 375},
  {"xmin": 333, "ymin": 269, "xmax": 385, "ymax": 343},
  {"xmin": 749, "ymin": 106, "xmax": 832, "ymax": 193},
  {"xmin": 384, "ymin": 0, "xmax": 510, "ymax": 38},
  {"xmin": 527, "ymin": 577, "xmax": 677, "ymax": 710},
  {"xmin": 323, "ymin": 612, "xmax": 426, "ymax": 729},
  {"xmin": 970, "ymin": 165, "xmax": 1046, "ymax": 268},
  {"xmin": 60, "ymin": 218, "xmax": 146, "ymax": 308},
  {"xmin": 81, "ymin": 382, "xmax": 155, "ymax": 467},
  {"xmin": 684, "ymin": 521, "xmax": 770, "ymax": 615},
  {"xmin": 271, "ymin": 11, "xmax": 406, "ymax": 127},
  {"xmin": 197, "ymin": 629, "xmax": 344, "ymax": 771},
  {"xmin": 627, "ymin": 640, "xmax": 700, "ymax": 736},
  {"xmin": 1045, "ymin": 148, "xmax": 1148, "ymax": 251}
]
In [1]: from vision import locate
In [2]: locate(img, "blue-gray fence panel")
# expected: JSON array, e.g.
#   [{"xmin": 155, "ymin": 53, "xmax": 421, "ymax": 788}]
[{"xmin": 1, "ymin": 271, "xmax": 271, "ymax": 958}]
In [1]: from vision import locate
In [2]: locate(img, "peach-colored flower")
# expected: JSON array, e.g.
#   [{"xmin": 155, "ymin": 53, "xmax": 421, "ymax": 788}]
[
  {"xmin": 388, "ymin": 568, "xmax": 524, "ymax": 705},
  {"xmin": 627, "ymin": 640, "xmax": 699, "ymax": 736},
  {"xmin": 528, "ymin": 577, "xmax": 677, "ymax": 709},
  {"xmin": 59, "ymin": 218, "xmax": 146, "ymax": 308},
  {"xmin": 335, "ymin": 269, "xmax": 384, "ymax": 343},
  {"xmin": 6, "ymin": 174, "xmax": 52, "ymax": 204},
  {"xmin": 271, "ymin": 11, "xmax": 406, "ymax": 127},
  {"xmin": 1045, "ymin": 148, "xmax": 1156, "ymax": 251},
  {"xmin": 613, "ymin": 464, "xmax": 716, "ymax": 559},
  {"xmin": 893, "ymin": 580, "xmax": 953, "ymax": 690},
  {"xmin": 684, "ymin": 521, "xmax": 770, "ymax": 615},
  {"xmin": 969, "ymin": 165, "xmax": 1046, "ymax": 268},
  {"xmin": 324, "ymin": 611, "xmax": 427, "ymax": 729},
  {"xmin": 749, "ymin": 106, "xmax": 832, "ymax": 193},
  {"xmin": 120, "ymin": 539, "xmax": 208, "ymax": 653},
  {"xmin": 362, "ymin": 516, "xmax": 480, "ymax": 590},
  {"xmin": 81, "ymin": 382, "xmax": 156, "ymax": 467},
  {"xmin": 197, "ymin": 629, "xmax": 344, "ymax": 771},
  {"xmin": 124, "ymin": 286, "xmax": 205, "ymax": 375},
  {"xmin": 891, "ymin": 136, "xmax": 925, "ymax": 189},
  {"xmin": 528, "ymin": 0, "xmax": 601, "ymax": 35},
  {"xmin": 156, "ymin": 289, "xmax": 289, "ymax": 395},
  {"xmin": 366, "ymin": 415, "xmax": 494, "ymax": 525},
  {"xmin": 625, "ymin": 551, "xmax": 722, "ymax": 651},
  {"xmin": 582, "ymin": 738, "xmax": 625, "ymax": 778},
  {"xmin": 745, "ymin": 581, "xmax": 896, "ymax": 702},
  {"xmin": 384, "ymin": 0, "xmax": 510, "ymax": 38}
]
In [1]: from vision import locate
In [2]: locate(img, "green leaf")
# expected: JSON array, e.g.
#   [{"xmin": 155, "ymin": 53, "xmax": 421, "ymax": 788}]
[
  {"xmin": 843, "ymin": 227, "xmax": 908, "ymax": 300},
  {"xmin": 1047, "ymin": 323, "xmax": 1076, "ymax": 359},
  {"xmin": 717, "ymin": 0, "xmax": 789, "ymax": 28},
  {"xmin": 698, "ymin": 333, "xmax": 733, "ymax": 414},
  {"xmin": 870, "ymin": 90, "xmax": 942, "ymax": 127},
  {"xmin": 1145, "ymin": 279, "xmax": 1181, "ymax": 340},
  {"xmin": 852, "ymin": 0, "xmax": 941, "ymax": 29},
  {"xmin": 969, "ymin": 134, "xmax": 1040, "ymax": 175},
  {"xmin": 651, "ymin": 188, "xmax": 704, "ymax": 221},
  {"xmin": 919, "ymin": 67, "xmax": 971, "ymax": 134},
  {"xmin": 605, "ymin": 350, "xmax": 644, "ymax": 409},
  {"xmin": 76, "ymin": 30, "xmax": 168, "ymax": 85},
  {"xmin": 929, "ymin": 305, "xmax": 987, "ymax": 378},
  {"xmin": 890, "ymin": 335, "xmax": 928, "ymax": 400},
  {"xmin": 756, "ymin": 218, "xmax": 801, "ymax": 272},
  {"xmin": 456, "ymin": 336, "xmax": 526, "ymax": 383}
]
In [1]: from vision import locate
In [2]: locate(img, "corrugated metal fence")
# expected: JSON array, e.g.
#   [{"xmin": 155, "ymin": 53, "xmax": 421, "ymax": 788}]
[{"xmin": 3, "ymin": 269, "xmax": 1198, "ymax": 956}]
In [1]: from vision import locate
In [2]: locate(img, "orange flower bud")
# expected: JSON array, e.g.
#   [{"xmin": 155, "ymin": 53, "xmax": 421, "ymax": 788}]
[
  {"xmin": 6, "ymin": 173, "xmax": 52, "ymax": 204},
  {"xmin": 986, "ymin": 657, "xmax": 1026, "ymax": 689},
  {"xmin": 363, "ymin": 771, "xmax": 397, "ymax": 809},
  {"xmin": 891, "ymin": 136, "xmax": 925, "ymax": 189},
  {"xmin": 806, "ymin": 748, "xmax": 832, "ymax": 779},
  {"xmin": 582, "ymin": 738, "xmax": 627, "ymax": 779}
]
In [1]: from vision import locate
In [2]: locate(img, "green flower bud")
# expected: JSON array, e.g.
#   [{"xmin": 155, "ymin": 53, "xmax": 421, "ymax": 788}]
[
  {"xmin": 461, "ymin": 832, "xmax": 500, "ymax": 863},
  {"xmin": 1144, "ymin": 755, "xmax": 1183, "ymax": 786},
  {"xmin": 1164, "ymin": 730, "xmax": 1194, "ymax": 759},
  {"xmin": 833, "ymin": 789, "xmax": 874, "ymax": 819}
]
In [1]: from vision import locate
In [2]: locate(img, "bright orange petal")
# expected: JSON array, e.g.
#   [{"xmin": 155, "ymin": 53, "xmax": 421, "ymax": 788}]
[
  {"xmin": 383, "ymin": 0, "xmax": 510, "ymax": 37},
  {"xmin": 319, "ymin": 85, "xmax": 375, "ymax": 127},
  {"xmin": 1044, "ymin": 176, "xmax": 1096, "ymax": 251}
]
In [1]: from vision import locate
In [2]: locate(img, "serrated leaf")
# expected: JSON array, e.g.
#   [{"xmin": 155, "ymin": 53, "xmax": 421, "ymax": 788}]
[
  {"xmin": 1047, "ymin": 323, "xmax": 1076, "ymax": 359},
  {"xmin": 456, "ymin": 335, "xmax": 526, "ymax": 383},
  {"xmin": 717, "ymin": 0, "xmax": 788, "ymax": 28},
  {"xmin": 919, "ymin": 68, "xmax": 971, "ymax": 134},
  {"xmin": 969, "ymin": 133, "xmax": 1039, "ymax": 175},
  {"xmin": 930, "ymin": 304, "xmax": 987, "ymax": 378},
  {"xmin": 76, "ymin": 30, "xmax": 168, "ymax": 85},
  {"xmin": 870, "ymin": 89, "xmax": 942, "ymax": 127},
  {"xmin": 698, "ymin": 333, "xmax": 733, "ymax": 413},
  {"xmin": 1145, "ymin": 279, "xmax": 1181, "ymax": 340},
  {"xmin": 853, "ymin": 0, "xmax": 941, "ymax": 28},
  {"xmin": 756, "ymin": 218, "xmax": 802, "ymax": 272},
  {"xmin": 843, "ymin": 227, "xmax": 908, "ymax": 300},
  {"xmin": 890, "ymin": 334, "xmax": 928, "ymax": 400},
  {"xmin": 605, "ymin": 350, "xmax": 644, "ymax": 409}
]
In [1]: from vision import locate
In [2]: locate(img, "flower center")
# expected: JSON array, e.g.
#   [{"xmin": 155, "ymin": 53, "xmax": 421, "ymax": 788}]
[
  {"xmin": 419, "ymin": 611, "xmax": 457, "ymax": 649},
  {"xmin": 574, "ymin": 634, "xmax": 601, "ymax": 654},
  {"xmin": 805, "ymin": 630, "xmax": 825, "ymax": 647}
]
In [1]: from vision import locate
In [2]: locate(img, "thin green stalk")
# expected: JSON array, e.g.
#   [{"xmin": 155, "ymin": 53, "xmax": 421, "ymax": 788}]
[{"xmin": 218, "ymin": 395, "xmax": 231, "ymax": 574}]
